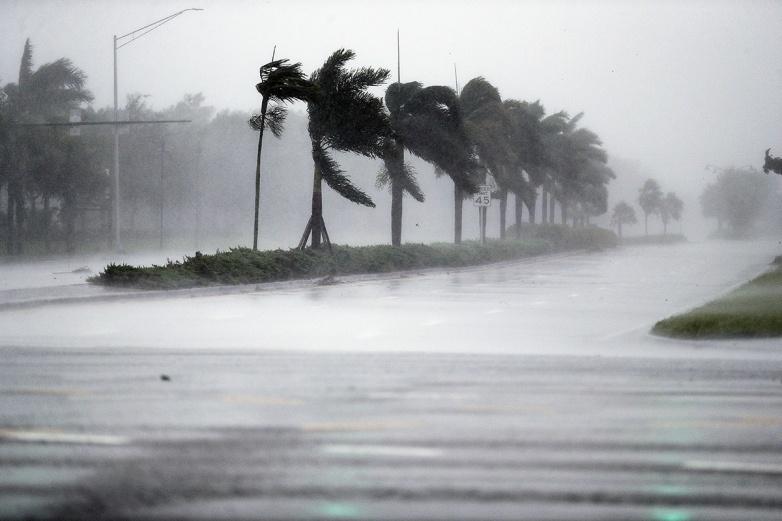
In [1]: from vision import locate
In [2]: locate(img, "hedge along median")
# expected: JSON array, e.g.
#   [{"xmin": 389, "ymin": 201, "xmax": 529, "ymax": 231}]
[
  {"xmin": 652, "ymin": 258, "xmax": 782, "ymax": 339},
  {"xmin": 89, "ymin": 225, "xmax": 618, "ymax": 290}
]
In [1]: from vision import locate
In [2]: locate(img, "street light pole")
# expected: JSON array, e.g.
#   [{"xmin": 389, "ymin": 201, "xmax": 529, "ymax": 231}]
[
  {"xmin": 111, "ymin": 8, "xmax": 203, "ymax": 252},
  {"xmin": 113, "ymin": 34, "xmax": 120, "ymax": 250}
]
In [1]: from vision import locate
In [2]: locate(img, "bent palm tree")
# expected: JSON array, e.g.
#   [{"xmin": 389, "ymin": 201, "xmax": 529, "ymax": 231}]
[
  {"xmin": 460, "ymin": 77, "xmax": 513, "ymax": 240},
  {"xmin": 381, "ymin": 82, "xmax": 475, "ymax": 246},
  {"xmin": 250, "ymin": 58, "xmax": 316, "ymax": 250},
  {"xmin": 300, "ymin": 49, "xmax": 389, "ymax": 249}
]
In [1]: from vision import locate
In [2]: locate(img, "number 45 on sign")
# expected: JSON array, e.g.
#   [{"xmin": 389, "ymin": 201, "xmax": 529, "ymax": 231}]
[{"xmin": 473, "ymin": 185, "xmax": 492, "ymax": 207}]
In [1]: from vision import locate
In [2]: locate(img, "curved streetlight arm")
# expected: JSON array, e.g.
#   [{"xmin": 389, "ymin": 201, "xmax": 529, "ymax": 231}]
[
  {"xmin": 117, "ymin": 8, "xmax": 204, "ymax": 49},
  {"xmin": 111, "ymin": 7, "xmax": 203, "ymax": 251}
]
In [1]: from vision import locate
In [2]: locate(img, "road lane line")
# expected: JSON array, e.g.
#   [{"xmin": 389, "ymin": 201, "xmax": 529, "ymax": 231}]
[{"xmin": 0, "ymin": 428, "xmax": 129, "ymax": 445}]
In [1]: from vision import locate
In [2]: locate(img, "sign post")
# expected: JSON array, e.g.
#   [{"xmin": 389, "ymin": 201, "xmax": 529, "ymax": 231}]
[{"xmin": 473, "ymin": 184, "xmax": 492, "ymax": 245}]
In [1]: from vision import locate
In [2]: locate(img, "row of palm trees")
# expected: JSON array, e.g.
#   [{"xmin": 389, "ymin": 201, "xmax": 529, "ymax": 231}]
[{"xmin": 251, "ymin": 49, "xmax": 615, "ymax": 249}]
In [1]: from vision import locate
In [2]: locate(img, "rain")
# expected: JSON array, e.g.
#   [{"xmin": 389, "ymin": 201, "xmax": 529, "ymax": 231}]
[{"xmin": 1, "ymin": 1, "xmax": 782, "ymax": 520}]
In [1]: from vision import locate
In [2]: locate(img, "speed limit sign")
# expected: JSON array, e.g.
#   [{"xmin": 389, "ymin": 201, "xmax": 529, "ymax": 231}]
[{"xmin": 473, "ymin": 191, "xmax": 491, "ymax": 207}]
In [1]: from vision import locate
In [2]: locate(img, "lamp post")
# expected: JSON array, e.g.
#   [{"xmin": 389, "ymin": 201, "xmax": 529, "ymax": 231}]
[{"xmin": 112, "ymin": 8, "xmax": 203, "ymax": 251}]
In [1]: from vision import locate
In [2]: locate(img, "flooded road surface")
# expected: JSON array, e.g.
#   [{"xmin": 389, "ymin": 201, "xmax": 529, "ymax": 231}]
[
  {"xmin": 1, "ymin": 239, "xmax": 781, "ymax": 520},
  {"xmin": 0, "ymin": 239, "xmax": 778, "ymax": 356}
]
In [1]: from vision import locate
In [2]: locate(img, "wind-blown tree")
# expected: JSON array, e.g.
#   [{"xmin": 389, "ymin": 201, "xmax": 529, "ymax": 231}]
[
  {"xmin": 301, "ymin": 49, "xmax": 390, "ymax": 249},
  {"xmin": 460, "ymin": 77, "xmax": 513, "ymax": 240},
  {"xmin": 380, "ymin": 81, "xmax": 475, "ymax": 246},
  {"xmin": 610, "ymin": 201, "xmax": 637, "ymax": 238},
  {"xmin": 638, "ymin": 178, "xmax": 663, "ymax": 235},
  {"xmin": 503, "ymin": 99, "xmax": 547, "ymax": 236},
  {"xmin": 2, "ymin": 39, "xmax": 92, "ymax": 254},
  {"xmin": 250, "ymin": 58, "xmax": 316, "ymax": 250},
  {"xmin": 554, "ymin": 113, "xmax": 613, "ymax": 226},
  {"xmin": 659, "ymin": 191, "xmax": 684, "ymax": 235},
  {"xmin": 537, "ymin": 109, "xmax": 570, "ymax": 224}
]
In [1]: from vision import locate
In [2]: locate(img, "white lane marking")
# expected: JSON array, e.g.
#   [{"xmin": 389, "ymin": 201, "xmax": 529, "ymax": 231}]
[
  {"xmin": 321, "ymin": 444, "xmax": 443, "ymax": 459},
  {"xmin": 683, "ymin": 460, "xmax": 782, "ymax": 475},
  {"xmin": 0, "ymin": 429, "xmax": 129, "ymax": 445}
]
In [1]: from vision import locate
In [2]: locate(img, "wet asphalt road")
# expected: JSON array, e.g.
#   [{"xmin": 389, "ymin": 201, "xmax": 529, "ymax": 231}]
[
  {"xmin": 1, "ymin": 240, "xmax": 782, "ymax": 520},
  {"xmin": 2, "ymin": 351, "xmax": 782, "ymax": 520}
]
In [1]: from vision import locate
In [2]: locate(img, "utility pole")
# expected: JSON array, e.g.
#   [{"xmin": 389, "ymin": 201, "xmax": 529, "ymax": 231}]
[{"xmin": 159, "ymin": 136, "xmax": 166, "ymax": 250}]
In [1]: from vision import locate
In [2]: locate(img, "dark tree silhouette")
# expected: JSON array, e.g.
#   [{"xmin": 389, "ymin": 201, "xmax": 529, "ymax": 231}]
[
  {"xmin": 250, "ymin": 58, "xmax": 316, "ymax": 250},
  {"xmin": 301, "ymin": 49, "xmax": 389, "ymax": 249},
  {"xmin": 764, "ymin": 148, "xmax": 782, "ymax": 175},
  {"xmin": 381, "ymin": 81, "xmax": 475, "ymax": 246}
]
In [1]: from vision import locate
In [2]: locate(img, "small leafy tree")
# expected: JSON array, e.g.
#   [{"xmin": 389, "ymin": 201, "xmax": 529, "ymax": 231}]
[
  {"xmin": 659, "ymin": 191, "xmax": 684, "ymax": 234},
  {"xmin": 638, "ymin": 178, "xmax": 663, "ymax": 235},
  {"xmin": 250, "ymin": 58, "xmax": 316, "ymax": 250},
  {"xmin": 610, "ymin": 201, "xmax": 637, "ymax": 238}
]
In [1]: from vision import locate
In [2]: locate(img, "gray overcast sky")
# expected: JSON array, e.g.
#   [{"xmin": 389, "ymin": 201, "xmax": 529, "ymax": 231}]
[{"xmin": 2, "ymin": 0, "xmax": 781, "ymax": 197}]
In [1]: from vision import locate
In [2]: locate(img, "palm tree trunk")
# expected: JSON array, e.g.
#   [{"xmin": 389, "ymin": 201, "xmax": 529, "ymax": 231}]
[
  {"xmin": 454, "ymin": 184, "xmax": 462, "ymax": 244},
  {"xmin": 514, "ymin": 193, "xmax": 523, "ymax": 239},
  {"xmin": 663, "ymin": 220, "xmax": 667, "ymax": 235},
  {"xmin": 389, "ymin": 145, "xmax": 404, "ymax": 247},
  {"xmin": 644, "ymin": 213, "xmax": 649, "ymax": 236},
  {"xmin": 549, "ymin": 194, "xmax": 555, "ymax": 224},
  {"xmin": 527, "ymin": 192, "xmax": 536, "ymax": 224},
  {"xmin": 5, "ymin": 184, "xmax": 14, "ymax": 255},
  {"xmin": 540, "ymin": 189, "xmax": 548, "ymax": 224},
  {"xmin": 560, "ymin": 200, "xmax": 567, "ymax": 225},
  {"xmin": 498, "ymin": 188, "xmax": 507, "ymax": 239},
  {"xmin": 43, "ymin": 194, "xmax": 50, "ymax": 253},
  {"xmin": 391, "ymin": 179, "xmax": 403, "ymax": 246},
  {"xmin": 13, "ymin": 189, "xmax": 24, "ymax": 255},
  {"xmin": 252, "ymin": 97, "xmax": 269, "ymax": 251},
  {"xmin": 618, "ymin": 222, "xmax": 623, "ymax": 239},
  {"xmin": 311, "ymin": 163, "xmax": 323, "ymax": 249}
]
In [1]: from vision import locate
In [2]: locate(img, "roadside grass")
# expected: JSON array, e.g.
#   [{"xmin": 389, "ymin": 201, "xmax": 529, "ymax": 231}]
[
  {"xmin": 652, "ymin": 260, "xmax": 782, "ymax": 339},
  {"xmin": 89, "ymin": 225, "xmax": 618, "ymax": 290}
]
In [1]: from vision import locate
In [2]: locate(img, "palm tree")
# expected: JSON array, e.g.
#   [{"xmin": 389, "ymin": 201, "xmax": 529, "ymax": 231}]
[
  {"xmin": 610, "ymin": 201, "xmax": 637, "ymax": 238},
  {"xmin": 554, "ymin": 114, "xmax": 612, "ymax": 226},
  {"xmin": 380, "ymin": 81, "xmax": 475, "ymax": 246},
  {"xmin": 660, "ymin": 191, "xmax": 684, "ymax": 235},
  {"xmin": 250, "ymin": 58, "xmax": 315, "ymax": 250},
  {"xmin": 2, "ymin": 39, "xmax": 92, "ymax": 255},
  {"xmin": 460, "ymin": 77, "xmax": 511, "ymax": 241},
  {"xmin": 299, "ymin": 49, "xmax": 389, "ymax": 249},
  {"xmin": 503, "ymin": 99, "xmax": 548, "ymax": 236},
  {"xmin": 638, "ymin": 178, "xmax": 663, "ymax": 235},
  {"xmin": 537, "ymin": 109, "xmax": 569, "ymax": 225}
]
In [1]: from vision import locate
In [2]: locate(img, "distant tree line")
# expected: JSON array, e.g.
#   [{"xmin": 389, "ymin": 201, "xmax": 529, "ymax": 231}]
[{"xmin": 609, "ymin": 179, "xmax": 683, "ymax": 238}]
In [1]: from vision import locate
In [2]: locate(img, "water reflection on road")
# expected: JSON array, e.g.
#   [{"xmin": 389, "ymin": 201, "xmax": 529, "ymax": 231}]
[{"xmin": 0, "ymin": 239, "xmax": 779, "ymax": 358}]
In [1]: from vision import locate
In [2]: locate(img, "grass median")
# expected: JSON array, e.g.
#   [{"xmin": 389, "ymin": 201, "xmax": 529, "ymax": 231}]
[
  {"xmin": 652, "ymin": 258, "xmax": 782, "ymax": 339},
  {"xmin": 89, "ymin": 225, "xmax": 618, "ymax": 290}
]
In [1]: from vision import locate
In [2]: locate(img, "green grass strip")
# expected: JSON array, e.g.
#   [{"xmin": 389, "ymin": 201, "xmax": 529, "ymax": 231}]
[
  {"xmin": 652, "ymin": 259, "xmax": 782, "ymax": 339},
  {"xmin": 89, "ymin": 225, "xmax": 618, "ymax": 290}
]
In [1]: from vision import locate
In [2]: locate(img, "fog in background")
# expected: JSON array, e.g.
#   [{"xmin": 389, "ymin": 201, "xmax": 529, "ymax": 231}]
[{"xmin": 2, "ymin": 0, "xmax": 781, "ymax": 251}]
